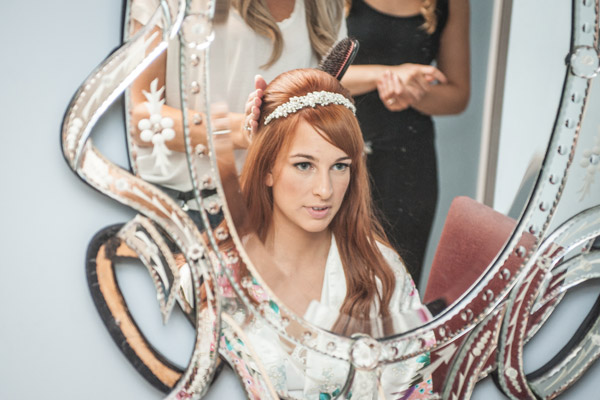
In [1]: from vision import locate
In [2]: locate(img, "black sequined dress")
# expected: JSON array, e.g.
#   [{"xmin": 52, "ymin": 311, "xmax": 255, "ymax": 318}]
[{"xmin": 347, "ymin": 0, "xmax": 449, "ymax": 283}]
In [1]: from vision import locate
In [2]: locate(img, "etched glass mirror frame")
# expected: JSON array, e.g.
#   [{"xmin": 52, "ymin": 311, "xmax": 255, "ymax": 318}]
[{"xmin": 61, "ymin": 0, "xmax": 600, "ymax": 398}]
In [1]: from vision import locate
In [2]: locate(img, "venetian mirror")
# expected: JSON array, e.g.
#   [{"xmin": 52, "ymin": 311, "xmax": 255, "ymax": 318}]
[{"xmin": 61, "ymin": 0, "xmax": 600, "ymax": 398}]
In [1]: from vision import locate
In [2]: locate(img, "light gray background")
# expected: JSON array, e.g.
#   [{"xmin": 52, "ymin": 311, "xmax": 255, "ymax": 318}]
[{"xmin": 1, "ymin": 0, "xmax": 598, "ymax": 398}]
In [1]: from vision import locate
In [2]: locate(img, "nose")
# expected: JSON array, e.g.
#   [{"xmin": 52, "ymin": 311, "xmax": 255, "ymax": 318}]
[{"xmin": 313, "ymin": 169, "xmax": 333, "ymax": 199}]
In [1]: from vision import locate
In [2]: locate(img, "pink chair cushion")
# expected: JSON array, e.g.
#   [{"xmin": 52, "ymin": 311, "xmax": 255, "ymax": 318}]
[
  {"xmin": 423, "ymin": 196, "xmax": 539, "ymax": 392},
  {"xmin": 423, "ymin": 196, "xmax": 535, "ymax": 306}
]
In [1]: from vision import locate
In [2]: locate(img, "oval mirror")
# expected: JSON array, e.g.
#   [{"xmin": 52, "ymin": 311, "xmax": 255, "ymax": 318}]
[{"xmin": 58, "ymin": 0, "xmax": 600, "ymax": 398}]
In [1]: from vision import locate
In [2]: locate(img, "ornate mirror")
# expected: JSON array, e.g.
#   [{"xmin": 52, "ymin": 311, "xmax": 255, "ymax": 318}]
[{"xmin": 59, "ymin": 0, "xmax": 600, "ymax": 398}]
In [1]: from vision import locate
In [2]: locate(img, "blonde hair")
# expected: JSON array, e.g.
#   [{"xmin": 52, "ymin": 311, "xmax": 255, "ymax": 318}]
[
  {"xmin": 420, "ymin": 0, "xmax": 438, "ymax": 34},
  {"xmin": 231, "ymin": 0, "xmax": 344, "ymax": 69},
  {"xmin": 345, "ymin": 0, "xmax": 438, "ymax": 34}
]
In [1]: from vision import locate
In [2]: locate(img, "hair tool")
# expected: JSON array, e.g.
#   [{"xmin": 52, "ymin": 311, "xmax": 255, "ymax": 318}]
[{"xmin": 317, "ymin": 37, "xmax": 360, "ymax": 81}]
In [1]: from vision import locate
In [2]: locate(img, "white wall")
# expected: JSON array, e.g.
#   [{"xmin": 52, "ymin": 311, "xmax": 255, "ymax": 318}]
[{"xmin": 493, "ymin": 0, "xmax": 571, "ymax": 214}]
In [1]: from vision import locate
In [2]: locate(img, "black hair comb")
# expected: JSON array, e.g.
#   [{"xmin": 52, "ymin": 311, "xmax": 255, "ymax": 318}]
[{"xmin": 317, "ymin": 37, "xmax": 360, "ymax": 81}]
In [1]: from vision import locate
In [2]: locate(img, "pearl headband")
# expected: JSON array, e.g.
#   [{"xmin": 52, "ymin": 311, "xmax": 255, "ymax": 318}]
[{"xmin": 263, "ymin": 90, "xmax": 356, "ymax": 125}]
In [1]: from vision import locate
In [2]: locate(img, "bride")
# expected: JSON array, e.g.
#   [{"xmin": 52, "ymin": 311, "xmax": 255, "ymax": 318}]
[{"xmin": 227, "ymin": 67, "xmax": 434, "ymax": 399}]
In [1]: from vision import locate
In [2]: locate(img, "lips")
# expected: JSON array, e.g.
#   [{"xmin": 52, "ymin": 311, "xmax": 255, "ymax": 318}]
[{"xmin": 305, "ymin": 206, "xmax": 331, "ymax": 219}]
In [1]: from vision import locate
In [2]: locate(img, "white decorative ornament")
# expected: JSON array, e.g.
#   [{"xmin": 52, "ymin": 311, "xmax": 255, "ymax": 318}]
[
  {"xmin": 350, "ymin": 335, "xmax": 381, "ymax": 371},
  {"xmin": 264, "ymin": 90, "xmax": 356, "ymax": 125},
  {"xmin": 66, "ymin": 117, "xmax": 83, "ymax": 152},
  {"xmin": 138, "ymin": 78, "xmax": 175, "ymax": 175}
]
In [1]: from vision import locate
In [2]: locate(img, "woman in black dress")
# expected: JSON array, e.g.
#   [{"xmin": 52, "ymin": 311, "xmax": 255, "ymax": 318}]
[{"xmin": 343, "ymin": 0, "xmax": 470, "ymax": 285}]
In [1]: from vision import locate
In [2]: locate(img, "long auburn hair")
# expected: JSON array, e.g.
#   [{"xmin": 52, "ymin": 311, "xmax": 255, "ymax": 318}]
[
  {"xmin": 240, "ymin": 69, "xmax": 397, "ymax": 331},
  {"xmin": 231, "ymin": 0, "xmax": 344, "ymax": 68}
]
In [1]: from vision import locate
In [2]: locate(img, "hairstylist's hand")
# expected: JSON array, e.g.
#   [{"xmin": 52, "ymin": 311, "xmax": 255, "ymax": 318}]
[
  {"xmin": 242, "ymin": 75, "xmax": 267, "ymax": 140},
  {"xmin": 377, "ymin": 64, "xmax": 447, "ymax": 111},
  {"xmin": 377, "ymin": 70, "xmax": 410, "ymax": 111}
]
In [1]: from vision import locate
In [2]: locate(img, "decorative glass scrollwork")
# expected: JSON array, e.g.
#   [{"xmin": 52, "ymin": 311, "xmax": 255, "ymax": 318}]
[{"xmin": 61, "ymin": 0, "xmax": 600, "ymax": 398}]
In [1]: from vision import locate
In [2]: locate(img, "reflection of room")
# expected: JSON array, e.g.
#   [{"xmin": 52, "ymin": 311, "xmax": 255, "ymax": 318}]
[{"xmin": 424, "ymin": 0, "xmax": 568, "ymax": 292}]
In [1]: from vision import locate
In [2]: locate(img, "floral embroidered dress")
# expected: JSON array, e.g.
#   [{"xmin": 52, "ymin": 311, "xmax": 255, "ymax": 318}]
[{"xmin": 214, "ymin": 236, "xmax": 435, "ymax": 399}]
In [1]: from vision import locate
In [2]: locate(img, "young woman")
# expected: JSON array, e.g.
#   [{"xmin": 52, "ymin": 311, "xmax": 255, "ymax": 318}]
[{"xmin": 233, "ymin": 67, "xmax": 433, "ymax": 398}]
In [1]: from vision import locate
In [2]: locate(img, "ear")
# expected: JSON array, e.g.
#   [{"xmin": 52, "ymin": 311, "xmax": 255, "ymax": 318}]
[{"xmin": 265, "ymin": 172, "xmax": 274, "ymax": 187}]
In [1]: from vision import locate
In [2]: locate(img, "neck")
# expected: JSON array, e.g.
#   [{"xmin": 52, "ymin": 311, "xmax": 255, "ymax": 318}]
[
  {"xmin": 264, "ymin": 222, "xmax": 333, "ymax": 275},
  {"xmin": 265, "ymin": 0, "xmax": 295, "ymax": 22}
]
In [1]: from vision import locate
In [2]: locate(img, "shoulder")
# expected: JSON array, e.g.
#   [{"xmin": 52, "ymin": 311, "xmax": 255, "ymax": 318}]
[
  {"xmin": 376, "ymin": 241, "xmax": 422, "ymax": 304},
  {"xmin": 376, "ymin": 241, "xmax": 409, "ymax": 278}
]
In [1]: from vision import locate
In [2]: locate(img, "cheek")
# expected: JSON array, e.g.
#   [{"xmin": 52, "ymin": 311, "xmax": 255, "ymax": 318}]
[
  {"xmin": 334, "ymin": 175, "xmax": 351, "ymax": 200},
  {"xmin": 272, "ymin": 170, "xmax": 305, "ymax": 199}
]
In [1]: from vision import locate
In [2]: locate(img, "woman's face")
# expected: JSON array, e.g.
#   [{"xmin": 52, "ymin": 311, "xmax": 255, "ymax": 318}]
[{"xmin": 266, "ymin": 119, "xmax": 351, "ymax": 236}]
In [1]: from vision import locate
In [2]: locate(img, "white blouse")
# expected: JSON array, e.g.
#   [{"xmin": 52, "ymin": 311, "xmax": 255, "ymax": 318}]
[{"xmin": 130, "ymin": 0, "xmax": 347, "ymax": 192}]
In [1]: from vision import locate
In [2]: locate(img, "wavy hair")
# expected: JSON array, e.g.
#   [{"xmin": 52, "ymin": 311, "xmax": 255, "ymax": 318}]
[
  {"xmin": 240, "ymin": 69, "xmax": 397, "ymax": 332},
  {"xmin": 420, "ymin": 0, "xmax": 438, "ymax": 34},
  {"xmin": 231, "ymin": 0, "xmax": 344, "ymax": 68}
]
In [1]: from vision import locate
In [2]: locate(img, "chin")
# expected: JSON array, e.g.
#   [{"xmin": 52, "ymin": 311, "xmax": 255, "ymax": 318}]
[{"xmin": 299, "ymin": 220, "xmax": 331, "ymax": 234}]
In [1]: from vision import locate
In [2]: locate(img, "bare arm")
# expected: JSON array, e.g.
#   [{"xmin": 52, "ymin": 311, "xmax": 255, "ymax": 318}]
[
  {"xmin": 130, "ymin": 21, "xmax": 250, "ymax": 151},
  {"xmin": 341, "ymin": 64, "xmax": 391, "ymax": 96},
  {"xmin": 409, "ymin": 0, "xmax": 470, "ymax": 115},
  {"xmin": 346, "ymin": 0, "xmax": 470, "ymax": 116}
]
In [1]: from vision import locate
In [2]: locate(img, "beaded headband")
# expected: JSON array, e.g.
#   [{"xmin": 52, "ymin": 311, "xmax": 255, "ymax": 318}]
[{"xmin": 263, "ymin": 90, "xmax": 356, "ymax": 125}]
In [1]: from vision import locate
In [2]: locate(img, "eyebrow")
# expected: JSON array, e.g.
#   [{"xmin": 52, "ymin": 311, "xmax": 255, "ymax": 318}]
[{"xmin": 290, "ymin": 153, "xmax": 351, "ymax": 162}]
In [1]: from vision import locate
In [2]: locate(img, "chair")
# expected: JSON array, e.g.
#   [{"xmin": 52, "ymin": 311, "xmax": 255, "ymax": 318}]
[
  {"xmin": 423, "ymin": 196, "xmax": 537, "ymax": 392},
  {"xmin": 424, "ymin": 196, "xmax": 535, "ymax": 306}
]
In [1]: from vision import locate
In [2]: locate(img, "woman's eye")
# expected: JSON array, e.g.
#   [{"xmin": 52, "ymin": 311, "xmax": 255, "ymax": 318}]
[
  {"xmin": 294, "ymin": 162, "xmax": 312, "ymax": 171},
  {"xmin": 332, "ymin": 163, "xmax": 350, "ymax": 172}
]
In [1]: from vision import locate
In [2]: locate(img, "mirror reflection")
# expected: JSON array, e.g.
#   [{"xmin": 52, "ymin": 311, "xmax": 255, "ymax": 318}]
[
  {"xmin": 126, "ymin": 0, "xmax": 478, "ymax": 319},
  {"xmin": 122, "ymin": 0, "xmax": 566, "ymax": 388},
  {"xmin": 201, "ymin": 68, "xmax": 437, "ymax": 398},
  {"xmin": 128, "ymin": 0, "xmax": 245, "ymax": 231},
  {"xmin": 239, "ymin": 68, "xmax": 432, "ymax": 332}
]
